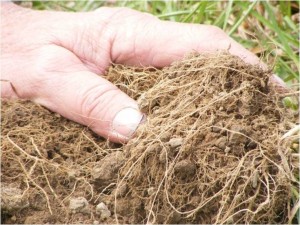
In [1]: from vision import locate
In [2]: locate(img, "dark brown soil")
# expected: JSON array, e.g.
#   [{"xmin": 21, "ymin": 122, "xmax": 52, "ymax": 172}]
[{"xmin": 1, "ymin": 52, "xmax": 296, "ymax": 224}]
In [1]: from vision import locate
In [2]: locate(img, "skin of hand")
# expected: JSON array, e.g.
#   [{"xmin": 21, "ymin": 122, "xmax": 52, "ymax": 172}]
[{"xmin": 1, "ymin": 3, "xmax": 286, "ymax": 143}]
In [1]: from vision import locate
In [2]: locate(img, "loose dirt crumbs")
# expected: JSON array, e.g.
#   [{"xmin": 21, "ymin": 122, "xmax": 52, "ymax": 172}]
[{"xmin": 1, "ymin": 52, "xmax": 296, "ymax": 224}]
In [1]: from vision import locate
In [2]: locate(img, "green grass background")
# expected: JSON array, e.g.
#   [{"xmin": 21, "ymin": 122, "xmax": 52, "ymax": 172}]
[{"xmin": 26, "ymin": 0, "xmax": 299, "ymax": 223}]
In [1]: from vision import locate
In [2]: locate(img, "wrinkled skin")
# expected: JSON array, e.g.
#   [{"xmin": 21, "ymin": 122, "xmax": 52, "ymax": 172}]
[{"xmin": 1, "ymin": 3, "xmax": 284, "ymax": 142}]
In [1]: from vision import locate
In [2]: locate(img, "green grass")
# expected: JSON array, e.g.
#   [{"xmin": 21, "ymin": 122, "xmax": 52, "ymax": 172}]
[{"xmin": 28, "ymin": 0, "xmax": 299, "ymax": 223}]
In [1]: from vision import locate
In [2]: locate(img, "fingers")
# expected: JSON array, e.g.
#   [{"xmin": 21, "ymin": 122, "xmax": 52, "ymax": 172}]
[
  {"xmin": 55, "ymin": 7, "xmax": 269, "ymax": 74},
  {"xmin": 107, "ymin": 8, "xmax": 264, "ymax": 68}
]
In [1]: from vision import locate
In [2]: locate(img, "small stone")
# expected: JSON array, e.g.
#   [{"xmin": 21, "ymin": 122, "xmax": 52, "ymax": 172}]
[
  {"xmin": 168, "ymin": 137, "xmax": 183, "ymax": 149},
  {"xmin": 166, "ymin": 211, "xmax": 181, "ymax": 224},
  {"xmin": 1, "ymin": 185, "xmax": 29, "ymax": 213},
  {"xmin": 147, "ymin": 187, "xmax": 156, "ymax": 196},
  {"xmin": 212, "ymin": 126, "xmax": 222, "ymax": 133},
  {"xmin": 246, "ymin": 141, "xmax": 257, "ymax": 150},
  {"xmin": 92, "ymin": 151, "xmax": 125, "ymax": 191},
  {"xmin": 146, "ymin": 143, "xmax": 160, "ymax": 154},
  {"xmin": 11, "ymin": 216, "xmax": 16, "ymax": 221},
  {"xmin": 93, "ymin": 220, "xmax": 99, "ymax": 225},
  {"xmin": 251, "ymin": 170, "xmax": 259, "ymax": 189},
  {"xmin": 160, "ymin": 132, "xmax": 171, "ymax": 142},
  {"xmin": 229, "ymin": 125, "xmax": 248, "ymax": 143},
  {"xmin": 69, "ymin": 197, "xmax": 90, "ymax": 214},
  {"xmin": 174, "ymin": 160, "xmax": 196, "ymax": 179},
  {"xmin": 96, "ymin": 202, "xmax": 111, "ymax": 220},
  {"xmin": 225, "ymin": 146, "xmax": 231, "ymax": 153},
  {"xmin": 153, "ymin": 106, "xmax": 160, "ymax": 115},
  {"xmin": 137, "ymin": 93, "xmax": 147, "ymax": 108},
  {"xmin": 67, "ymin": 169, "xmax": 77, "ymax": 179},
  {"xmin": 214, "ymin": 137, "xmax": 227, "ymax": 150},
  {"xmin": 115, "ymin": 183, "xmax": 128, "ymax": 198},
  {"xmin": 292, "ymin": 142, "xmax": 299, "ymax": 151},
  {"xmin": 159, "ymin": 150, "xmax": 167, "ymax": 163}
]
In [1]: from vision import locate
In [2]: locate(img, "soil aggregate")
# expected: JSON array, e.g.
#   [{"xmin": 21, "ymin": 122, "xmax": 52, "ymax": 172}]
[{"xmin": 1, "ymin": 52, "xmax": 296, "ymax": 224}]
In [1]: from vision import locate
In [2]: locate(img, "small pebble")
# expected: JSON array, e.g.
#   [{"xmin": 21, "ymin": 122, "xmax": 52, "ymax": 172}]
[
  {"xmin": 147, "ymin": 187, "xmax": 156, "ymax": 196},
  {"xmin": 214, "ymin": 137, "xmax": 227, "ymax": 149},
  {"xmin": 159, "ymin": 150, "xmax": 167, "ymax": 163},
  {"xmin": 229, "ymin": 125, "xmax": 247, "ymax": 143},
  {"xmin": 160, "ymin": 132, "xmax": 171, "ymax": 142},
  {"xmin": 225, "ymin": 146, "xmax": 231, "ymax": 153},
  {"xmin": 168, "ymin": 137, "xmax": 183, "ymax": 149},
  {"xmin": 115, "ymin": 183, "xmax": 128, "ymax": 198},
  {"xmin": 11, "ymin": 215, "xmax": 16, "ymax": 222},
  {"xmin": 292, "ymin": 142, "xmax": 299, "ymax": 151},
  {"xmin": 96, "ymin": 202, "xmax": 111, "ymax": 220},
  {"xmin": 174, "ymin": 160, "xmax": 196, "ymax": 179},
  {"xmin": 69, "ymin": 197, "xmax": 90, "ymax": 214},
  {"xmin": 251, "ymin": 170, "xmax": 259, "ymax": 189},
  {"xmin": 67, "ymin": 169, "xmax": 77, "ymax": 179},
  {"xmin": 1, "ymin": 185, "xmax": 29, "ymax": 213}
]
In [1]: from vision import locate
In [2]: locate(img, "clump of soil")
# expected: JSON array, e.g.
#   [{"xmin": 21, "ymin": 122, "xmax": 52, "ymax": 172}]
[{"xmin": 1, "ymin": 52, "xmax": 296, "ymax": 224}]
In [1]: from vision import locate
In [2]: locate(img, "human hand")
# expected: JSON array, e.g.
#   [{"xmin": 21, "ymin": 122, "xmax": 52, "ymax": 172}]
[{"xmin": 1, "ymin": 3, "xmax": 285, "ymax": 143}]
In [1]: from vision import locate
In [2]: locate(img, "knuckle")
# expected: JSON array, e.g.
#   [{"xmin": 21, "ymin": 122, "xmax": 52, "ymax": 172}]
[
  {"xmin": 80, "ymin": 85, "xmax": 119, "ymax": 122},
  {"xmin": 34, "ymin": 47, "xmax": 71, "ymax": 74}
]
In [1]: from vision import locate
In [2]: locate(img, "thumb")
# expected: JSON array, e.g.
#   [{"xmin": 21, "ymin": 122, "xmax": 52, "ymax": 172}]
[{"xmin": 36, "ymin": 70, "xmax": 144, "ymax": 143}]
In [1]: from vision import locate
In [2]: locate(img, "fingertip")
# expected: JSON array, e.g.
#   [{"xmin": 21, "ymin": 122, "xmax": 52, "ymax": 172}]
[
  {"xmin": 270, "ymin": 74, "xmax": 287, "ymax": 87},
  {"xmin": 269, "ymin": 74, "xmax": 289, "ymax": 94}
]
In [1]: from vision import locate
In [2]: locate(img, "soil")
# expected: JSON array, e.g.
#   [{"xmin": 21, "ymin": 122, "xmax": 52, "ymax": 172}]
[{"xmin": 1, "ymin": 52, "xmax": 296, "ymax": 224}]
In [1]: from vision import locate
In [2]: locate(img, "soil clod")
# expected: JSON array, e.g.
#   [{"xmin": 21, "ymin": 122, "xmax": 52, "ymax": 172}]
[
  {"xmin": 1, "ymin": 184, "xmax": 29, "ymax": 214},
  {"xmin": 69, "ymin": 197, "xmax": 90, "ymax": 214}
]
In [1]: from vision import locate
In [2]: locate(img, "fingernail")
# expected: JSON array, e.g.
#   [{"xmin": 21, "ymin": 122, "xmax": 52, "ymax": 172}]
[{"xmin": 112, "ymin": 107, "xmax": 144, "ymax": 139}]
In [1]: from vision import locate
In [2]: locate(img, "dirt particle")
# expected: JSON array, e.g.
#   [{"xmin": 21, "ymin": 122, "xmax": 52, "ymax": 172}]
[
  {"xmin": 225, "ymin": 146, "xmax": 231, "ymax": 153},
  {"xmin": 159, "ymin": 149, "xmax": 167, "ymax": 163},
  {"xmin": 174, "ymin": 159, "xmax": 196, "ymax": 179},
  {"xmin": 166, "ymin": 211, "xmax": 181, "ymax": 224},
  {"xmin": 160, "ymin": 132, "xmax": 171, "ymax": 142},
  {"xmin": 251, "ymin": 170, "xmax": 259, "ymax": 188},
  {"xmin": 246, "ymin": 141, "xmax": 257, "ymax": 150},
  {"xmin": 69, "ymin": 197, "xmax": 90, "ymax": 214},
  {"xmin": 115, "ymin": 197, "xmax": 143, "ymax": 219},
  {"xmin": 96, "ymin": 202, "xmax": 111, "ymax": 220},
  {"xmin": 11, "ymin": 215, "xmax": 16, "ymax": 222},
  {"xmin": 23, "ymin": 212, "xmax": 58, "ymax": 224},
  {"xmin": 229, "ymin": 125, "xmax": 248, "ymax": 143},
  {"xmin": 291, "ymin": 142, "xmax": 299, "ymax": 151},
  {"xmin": 146, "ymin": 143, "xmax": 161, "ymax": 154},
  {"xmin": 147, "ymin": 187, "xmax": 156, "ymax": 196},
  {"xmin": 115, "ymin": 183, "xmax": 128, "ymax": 198},
  {"xmin": 92, "ymin": 151, "xmax": 125, "ymax": 191},
  {"xmin": 214, "ymin": 136, "xmax": 227, "ymax": 150},
  {"xmin": 168, "ymin": 137, "xmax": 183, "ymax": 149},
  {"xmin": 1, "ymin": 185, "xmax": 29, "ymax": 214}
]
